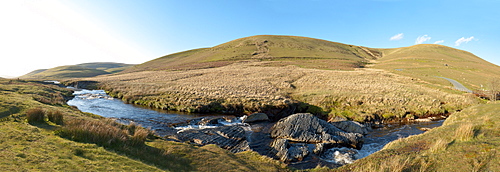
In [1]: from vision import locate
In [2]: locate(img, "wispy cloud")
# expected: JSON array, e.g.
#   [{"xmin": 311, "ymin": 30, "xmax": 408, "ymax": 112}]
[
  {"xmin": 455, "ymin": 36, "xmax": 474, "ymax": 46},
  {"xmin": 434, "ymin": 40, "xmax": 444, "ymax": 44},
  {"xmin": 390, "ymin": 33, "xmax": 404, "ymax": 41},
  {"xmin": 415, "ymin": 35, "xmax": 431, "ymax": 44}
]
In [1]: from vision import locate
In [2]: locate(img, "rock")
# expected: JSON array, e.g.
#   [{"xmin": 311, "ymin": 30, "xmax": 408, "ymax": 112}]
[
  {"xmin": 270, "ymin": 113, "xmax": 364, "ymax": 149},
  {"xmin": 198, "ymin": 117, "xmax": 222, "ymax": 126},
  {"xmin": 243, "ymin": 113, "xmax": 269, "ymax": 123},
  {"xmin": 330, "ymin": 121, "xmax": 371, "ymax": 135},
  {"xmin": 172, "ymin": 126, "xmax": 249, "ymax": 153},
  {"xmin": 269, "ymin": 139, "xmax": 309, "ymax": 162}
]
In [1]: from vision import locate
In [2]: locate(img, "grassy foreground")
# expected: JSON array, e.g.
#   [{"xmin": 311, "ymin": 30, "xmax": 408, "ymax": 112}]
[
  {"xmin": 0, "ymin": 79, "xmax": 287, "ymax": 171},
  {"xmin": 332, "ymin": 102, "xmax": 500, "ymax": 172}
]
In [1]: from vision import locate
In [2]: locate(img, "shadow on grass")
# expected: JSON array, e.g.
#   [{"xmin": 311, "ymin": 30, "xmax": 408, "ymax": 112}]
[{"xmin": 61, "ymin": 136, "xmax": 195, "ymax": 171}]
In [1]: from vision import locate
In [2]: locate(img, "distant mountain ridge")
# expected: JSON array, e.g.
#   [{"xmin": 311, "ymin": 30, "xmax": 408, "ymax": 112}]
[{"xmin": 20, "ymin": 62, "xmax": 134, "ymax": 79}]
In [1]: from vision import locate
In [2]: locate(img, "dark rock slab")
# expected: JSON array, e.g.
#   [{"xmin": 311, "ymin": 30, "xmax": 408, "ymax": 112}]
[
  {"xmin": 269, "ymin": 139, "xmax": 309, "ymax": 162},
  {"xmin": 270, "ymin": 113, "xmax": 363, "ymax": 149},
  {"xmin": 330, "ymin": 120, "xmax": 371, "ymax": 135},
  {"xmin": 172, "ymin": 125, "xmax": 249, "ymax": 153},
  {"xmin": 243, "ymin": 113, "xmax": 269, "ymax": 123}
]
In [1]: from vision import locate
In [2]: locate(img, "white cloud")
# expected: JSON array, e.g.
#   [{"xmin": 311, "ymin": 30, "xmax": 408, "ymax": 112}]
[
  {"xmin": 434, "ymin": 40, "xmax": 444, "ymax": 44},
  {"xmin": 415, "ymin": 35, "xmax": 431, "ymax": 44},
  {"xmin": 455, "ymin": 36, "xmax": 475, "ymax": 46},
  {"xmin": 390, "ymin": 33, "xmax": 404, "ymax": 41}
]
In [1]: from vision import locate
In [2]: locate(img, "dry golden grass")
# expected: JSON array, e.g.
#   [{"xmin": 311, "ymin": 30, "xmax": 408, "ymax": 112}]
[
  {"xmin": 430, "ymin": 138, "xmax": 449, "ymax": 153},
  {"xmin": 86, "ymin": 61, "xmax": 478, "ymax": 122},
  {"xmin": 455, "ymin": 123, "xmax": 476, "ymax": 142}
]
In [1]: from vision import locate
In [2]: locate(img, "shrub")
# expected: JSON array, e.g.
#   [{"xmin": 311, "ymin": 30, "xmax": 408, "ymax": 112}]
[
  {"xmin": 26, "ymin": 107, "xmax": 45, "ymax": 124},
  {"xmin": 47, "ymin": 110, "xmax": 64, "ymax": 125}
]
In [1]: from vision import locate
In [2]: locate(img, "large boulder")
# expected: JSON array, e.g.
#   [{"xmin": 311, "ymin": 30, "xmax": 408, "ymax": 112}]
[
  {"xmin": 330, "ymin": 121, "xmax": 371, "ymax": 135},
  {"xmin": 270, "ymin": 113, "xmax": 364, "ymax": 149},
  {"xmin": 269, "ymin": 139, "xmax": 309, "ymax": 162},
  {"xmin": 243, "ymin": 113, "xmax": 269, "ymax": 123},
  {"xmin": 172, "ymin": 126, "xmax": 249, "ymax": 153}
]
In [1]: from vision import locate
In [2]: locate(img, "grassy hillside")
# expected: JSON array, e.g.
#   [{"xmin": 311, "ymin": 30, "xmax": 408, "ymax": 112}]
[
  {"xmin": 124, "ymin": 35, "xmax": 381, "ymax": 72},
  {"xmin": 85, "ymin": 62, "xmax": 479, "ymax": 123},
  {"xmin": 373, "ymin": 44, "xmax": 500, "ymax": 91},
  {"xmin": 20, "ymin": 62, "xmax": 134, "ymax": 80},
  {"xmin": 0, "ymin": 79, "xmax": 286, "ymax": 171},
  {"xmin": 335, "ymin": 102, "xmax": 500, "ymax": 172},
  {"xmin": 77, "ymin": 35, "xmax": 496, "ymax": 123}
]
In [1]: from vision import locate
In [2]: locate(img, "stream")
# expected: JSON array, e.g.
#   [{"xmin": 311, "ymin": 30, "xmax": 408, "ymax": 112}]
[{"xmin": 67, "ymin": 89, "xmax": 444, "ymax": 168}]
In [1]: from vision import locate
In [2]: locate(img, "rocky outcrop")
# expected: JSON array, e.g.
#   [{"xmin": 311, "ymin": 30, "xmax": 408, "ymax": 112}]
[
  {"xmin": 270, "ymin": 113, "xmax": 364, "ymax": 149},
  {"xmin": 243, "ymin": 113, "xmax": 269, "ymax": 123},
  {"xmin": 269, "ymin": 139, "xmax": 309, "ymax": 162},
  {"xmin": 172, "ymin": 126, "xmax": 249, "ymax": 153},
  {"xmin": 330, "ymin": 121, "xmax": 371, "ymax": 135}
]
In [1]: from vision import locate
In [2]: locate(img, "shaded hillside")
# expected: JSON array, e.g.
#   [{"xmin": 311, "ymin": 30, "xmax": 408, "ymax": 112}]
[
  {"xmin": 124, "ymin": 35, "xmax": 382, "ymax": 72},
  {"xmin": 20, "ymin": 62, "xmax": 134, "ymax": 80},
  {"xmin": 374, "ymin": 44, "xmax": 500, "ymax": 90}
]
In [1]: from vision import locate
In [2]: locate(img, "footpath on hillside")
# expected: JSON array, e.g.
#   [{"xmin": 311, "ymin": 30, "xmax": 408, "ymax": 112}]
[{"xmin": 437, "ymin": 76, "xmax": 472, "ymax": 93}]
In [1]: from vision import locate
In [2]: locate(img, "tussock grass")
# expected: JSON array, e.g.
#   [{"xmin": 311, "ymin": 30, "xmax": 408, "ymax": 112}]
[
  {"xmin": 430, "ymin": 138, "xmax": 449, "ymax": 153},
  {"xmin": 59, "ymin": 119, "xmax": 153, "ymax": 147},
  {"xmin": 60, "ymin": 119, "xmax": 129, "ymax": 147},
  {"xmin": 26, "ymin": 107, "xmax": 45, "ymax": 124},
  {"xmin": 47, "ymin": 110, "xmax": 64, "ymax": 125},
  {"xmin": 455, "ymin": 123, "xmax": 476, "ymax": 141}
]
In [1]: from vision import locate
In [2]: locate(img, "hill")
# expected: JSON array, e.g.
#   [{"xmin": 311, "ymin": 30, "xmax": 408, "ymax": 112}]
[
  {"xmin": 20, "ymin": 62, "xmax": 134, "ymax": 80},
  {"xmin": 373, "ymin": 44, "xmax": 500, "ymax": 91},
  {"xmin": 78, "ymin": 35, "xmax": 500, "ymax": 123},
  {"xmin": 124, "ymin": 35, "xmax": 382, "ymax": 73}
]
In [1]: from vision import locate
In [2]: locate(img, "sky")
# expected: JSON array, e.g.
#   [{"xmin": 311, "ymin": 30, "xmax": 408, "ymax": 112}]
[{"xmin": 1, "ymin": 0, "xmax": 499, "ymax": 78}]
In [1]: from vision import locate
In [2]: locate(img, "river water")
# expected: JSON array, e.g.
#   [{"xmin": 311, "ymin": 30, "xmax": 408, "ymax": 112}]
[{"xmin": 67, "ymin": 89, "xmax": 444, "ymax": 167}]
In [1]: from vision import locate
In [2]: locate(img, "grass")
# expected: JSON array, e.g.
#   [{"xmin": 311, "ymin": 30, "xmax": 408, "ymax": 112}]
[
  {"xmin": 335, "ymin": 102, "xmax": 500, "ymax": 171},
  {"xmin": 373, "ymin": 44, "xmax": 500, "ymax": 91},
  {"xmin": 0, "ymin": 79, "xmax": 288, "ymax": 171},
  {"xmin": 84, "ymin": 61, "xmax": 479, "ymax": 123},
  {"xmin": 123, "ymin": 35, "xmax": 380, "ymax": 73}
]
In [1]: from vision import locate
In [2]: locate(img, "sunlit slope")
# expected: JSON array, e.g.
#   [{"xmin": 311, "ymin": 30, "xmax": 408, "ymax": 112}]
[
  {"xmin": 374, "ymin": 44, "xmax": 500, "ymax": 90},
  {"xmin": 20, "ymin": 62, "xmax": 134, "ymax": 80},
  {"xmin": 124, "ymin": 35, "xmax": 382, "ymax": 72}
]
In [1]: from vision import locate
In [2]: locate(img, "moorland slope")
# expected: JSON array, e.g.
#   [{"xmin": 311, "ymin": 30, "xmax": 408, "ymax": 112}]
[
  {"xmin": 124, "ymin": 35, "xmax": 382, "ymax": 72},
  {"xmin": 20, "ymin": 62, "xmax": 134, "ymax": 80},
  {"xmin": 374, "ymin": 44, "xmax": 500, "ymax": 90},
  {"xmin": 75, "ymin": 35, "xmax": 500, "ymax": 123}
]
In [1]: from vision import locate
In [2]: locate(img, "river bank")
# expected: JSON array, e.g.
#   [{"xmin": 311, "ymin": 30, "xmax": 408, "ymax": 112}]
[{"xmin": 67, "ymin": 89, "xmax": 445, "ymax": 169}]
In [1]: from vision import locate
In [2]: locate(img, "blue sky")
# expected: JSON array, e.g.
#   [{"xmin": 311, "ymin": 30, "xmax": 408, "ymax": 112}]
[{"xmin": 1, "ymin": 0, "xmax": 499, "ymax": 77}]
